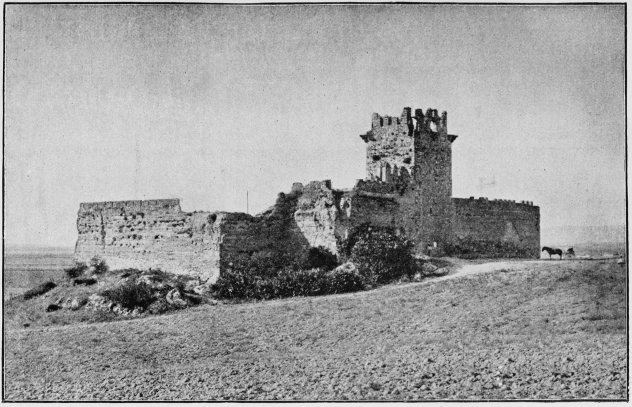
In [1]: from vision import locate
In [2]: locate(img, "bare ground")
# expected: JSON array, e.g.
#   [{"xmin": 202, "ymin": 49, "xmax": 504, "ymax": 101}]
[{"xmin": 3, "ymin": 259, "xmax": 627, "ymax": 400}]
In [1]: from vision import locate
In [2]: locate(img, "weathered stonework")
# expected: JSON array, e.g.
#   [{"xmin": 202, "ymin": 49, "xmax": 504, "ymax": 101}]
[
  {"xmin": 452, "ymin": 197, "xmax": 540, "ymax": 257},
  {"xmin": 74, "ymin": 106, "xmax": 540, "ymax": 280}
]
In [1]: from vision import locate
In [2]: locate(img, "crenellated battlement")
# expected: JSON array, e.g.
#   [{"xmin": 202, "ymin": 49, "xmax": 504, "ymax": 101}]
[
  {"xmin": 371, "ymin": 113, "xmax": 405, "ymax": 128},
  {"xmin": 79, "ymin": 199, "xmax": 181, "ymax": 212},
  {"xmin": 454, "ymin": 197, "xmax": 537, "ymax": 208},
  {"xmin": 365, "ymin": 106, "xmax": 456, "ymax": 141}
]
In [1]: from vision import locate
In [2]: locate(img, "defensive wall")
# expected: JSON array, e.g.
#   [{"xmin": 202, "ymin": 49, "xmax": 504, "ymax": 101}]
[
  {"xmin": 74, "ymin": 106, "xmax": 541, "ymax": 281},
  {"xmin": 452, "ymin": 197, "xmax": 540, "ymax": 257},
  {"xmin": 75, "ymin": 194, "xmax": 313, "ymax": 283}
]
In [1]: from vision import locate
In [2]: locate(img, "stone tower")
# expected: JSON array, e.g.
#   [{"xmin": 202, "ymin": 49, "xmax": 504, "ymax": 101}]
[
  {"xmin": 412, "ymin": 108, "xmax": 458, "ymax": 252},
  {"xmin": 360, "ymin": 107, "xmax": 458, "ymax": 253}
]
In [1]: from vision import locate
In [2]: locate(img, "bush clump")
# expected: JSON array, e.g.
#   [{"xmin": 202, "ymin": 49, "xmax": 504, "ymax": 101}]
[
  {"xmin": 101, "ymin": 280, "xmax": 154, "ymax": 310},
  {"xmin": 90, "ymin": 256, "xmax": 109, "ymax": 274},
  {"xmin": 328, "ymin": 264, "xmax": 364, "ymax": 293},
  {"xmin": 299, "ymin": 246, "xmax": 339, "ymax": 271},
  {"xmin": 212, "ymin": 224, "xmax": 422, "ymax": 301},
  {"xmin": 64, "ymin": 262, "xmax": 88, "ymax": 279},
  {"xmin": 46, "ymin": 304, "xmax": 62, "ymax": 312},
  {"xmin": 212, "ymin": 267, "xmax": 337, "ymax": 300},
  {"xmin": 346, "ymin": 224, "xmax": 415, "ymax": 285},
  {"xmin": 23, "ymin": 281, "xmax": 57, "ymax": 300},
  {"xmin": 73, "ymin": 277, "xmax": 97, "ymax": 286}
]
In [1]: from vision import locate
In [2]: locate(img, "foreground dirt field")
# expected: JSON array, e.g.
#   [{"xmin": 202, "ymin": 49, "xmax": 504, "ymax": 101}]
[{"xmin": 4, "ymin": 259, "xmax": 626, "ymax": 400}]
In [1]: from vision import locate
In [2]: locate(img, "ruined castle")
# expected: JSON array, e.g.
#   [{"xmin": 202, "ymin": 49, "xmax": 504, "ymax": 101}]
[{"xmin": 75, "ymin": 107, "xmax": 540, "ymax": 282}]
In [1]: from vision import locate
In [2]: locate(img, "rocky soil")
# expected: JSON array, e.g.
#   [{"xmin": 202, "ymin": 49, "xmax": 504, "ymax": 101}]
[{"xmin": 4, "ymin": 259, "xmax": 627, "ymax": 400}]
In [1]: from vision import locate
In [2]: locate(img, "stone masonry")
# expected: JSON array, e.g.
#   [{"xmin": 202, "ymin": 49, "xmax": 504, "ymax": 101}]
[{"xmin": 75, "ymin": 106, "xmax": 540, "ymax": 281}]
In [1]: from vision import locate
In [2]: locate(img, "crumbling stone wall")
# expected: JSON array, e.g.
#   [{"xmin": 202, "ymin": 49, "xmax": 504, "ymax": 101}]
[
  {"xmin": 293, "ymin": 179, "xmax": 401, "ymax": 255},
  {"xmin": 75, "ymin": 199, "xmax": 222, "ymax": 281},
  {"xmin": 293, "ymin": 180, "xmax": 340, "ymax": 254},
  {"xmin": 75, "ymin": 200, "xmax": 293, "ymax": 283},
  {"xmin": 74, "ymin": 106, "xmax": 542, "ymax": 278},
  {"xmin": 452, "ymin": 197, "xmax": 540, "ymax": 258},
  {"xmin": 75, "ymin": 194, "xmax": 312, "ymax": 282}
]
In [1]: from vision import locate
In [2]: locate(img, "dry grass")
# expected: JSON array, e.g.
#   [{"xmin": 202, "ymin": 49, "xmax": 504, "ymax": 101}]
[
  {"xmin": 3, "ymin": 258, "xmax": 627, "ymax": 400},
  {"xmin": 4, "ymin": 252, "xmax": 73, "ymax": 301}
]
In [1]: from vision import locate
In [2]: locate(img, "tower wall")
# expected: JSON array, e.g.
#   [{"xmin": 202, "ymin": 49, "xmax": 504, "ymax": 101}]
[
  {"xmin": 412, "ymin": 108, "xmax": 456, "ymax": 251},
  {"xmin": 362, "ymin": 108, "xmax": 415, "ymax": 183},
  {"xmin": 359, "ymin": 107, "xmax": 459, "ymax": 253}
]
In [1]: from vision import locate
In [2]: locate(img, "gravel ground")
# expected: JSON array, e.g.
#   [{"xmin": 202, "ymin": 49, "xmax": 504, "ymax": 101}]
[{"xmin": 4, "ymin": 260, "xmax": 627, "ymax": 400}]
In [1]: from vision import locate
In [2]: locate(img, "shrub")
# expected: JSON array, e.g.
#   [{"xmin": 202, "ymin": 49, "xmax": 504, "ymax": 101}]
[
  {"xmin": 46, "ymin": 304, "xmax": 61, "ymax": 312},
  {"xmin": 328, "ymin": 264, "xmax": 364, "ymax": 293},
  {"xmin": 212, "ymin": 268, "xmax": 254, "ymax": 300},
  {"xmin": 147, "ymin": 298, "xmax": 170, "ymax": 315},
  {"xmin": 299, "ymin": 246, "xmax": 338, "ymax": 271},
  {"xmin": 23, "ymin": 281, "xmax": 57, "ymax": 300},
  {"xmin": 225, "ymin": 251, "xmax": 284, "ymax": 279},
  {"xmin": 348, "ymin": 225, "xmax": 415, "ymax": 285},
  {"xmin": 101, "ymin": 280, "xmax": 154, "ymax": 310},
  {"xmin": 212, "ymin": 266, "xmax": 351, "ymax": 301},
  {"xmin": 117, "ymin": 268, "xmax": 143, "ymax": 279},
  {"xmin": 65, "ymin": 262, "xmax": 88, "ymax": 279},
  {"xmin": 73, "ymin": 277, "xmax": 97, "ymax": 286},
  {"xmin": 142, "ymin": 269, "xmax": 171, "ymax": 282},
  {"xmin": 90, "ymin": 256, "xmax": 109, "ymax": 274},
  {"xmin": 276, "ymin": 268, "xmax": 331, "ymax": 297}
]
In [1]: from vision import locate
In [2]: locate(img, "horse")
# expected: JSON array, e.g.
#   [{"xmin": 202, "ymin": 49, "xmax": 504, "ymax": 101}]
[{"xmin": 542, "ymin": 246, "xmax": 563, "ymax": 260}]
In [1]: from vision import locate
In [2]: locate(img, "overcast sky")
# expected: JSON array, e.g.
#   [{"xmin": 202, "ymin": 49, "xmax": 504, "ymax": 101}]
[{"xmin": 4, "ymin": 4, "xmax": 626, "ymax": 247}]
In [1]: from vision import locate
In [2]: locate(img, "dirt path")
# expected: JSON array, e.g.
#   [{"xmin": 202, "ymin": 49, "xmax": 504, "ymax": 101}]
[{"xmin": 441, "ymin": 259, "xmax": 547, "ymax": 280}]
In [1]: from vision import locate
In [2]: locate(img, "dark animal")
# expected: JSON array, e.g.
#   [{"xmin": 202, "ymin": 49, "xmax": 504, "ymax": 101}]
[{"xmin": 542, "ymin": 246, "xmax": 563, "ymax": 260}]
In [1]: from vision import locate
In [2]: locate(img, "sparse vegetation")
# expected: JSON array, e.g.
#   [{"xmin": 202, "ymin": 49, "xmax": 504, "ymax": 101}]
[
  {"xmin": 101, "ymin": 280, "xmax": 155, "ymax": 311},
  {"xmin": 22, "ymin": 281, "xmax": 56, "ymax": 300},
  {"xmin": 299, "ymin": 246, "xmax": 338, "ymax": 271},
  {"xmin": 73, "ymin": 277, "xmax": 97, "ymax": 286},
  {"xmin": 90, "ymin": 256, "xmax": 108, "ymax": 274},
  {"xmin": 64, "ymin": 262, "xmax": 88, "ymax": 279},
  {"xmin": 45, "ymin": 304, "xmax": 61, "ymax": 312}
]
